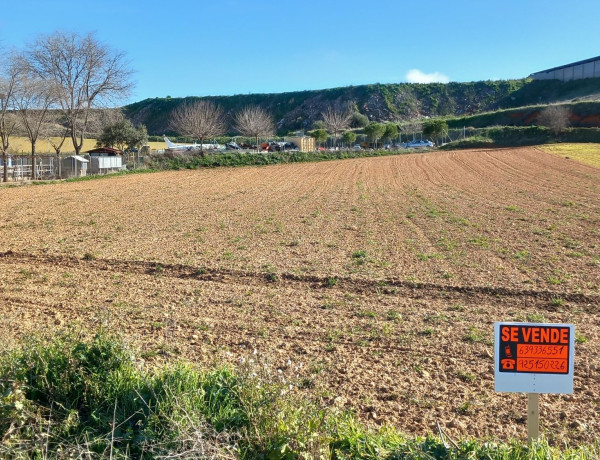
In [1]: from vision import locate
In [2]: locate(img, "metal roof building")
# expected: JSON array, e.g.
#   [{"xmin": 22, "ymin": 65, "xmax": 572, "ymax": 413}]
[
  {"xmin": 530, "ymin": 56, "xmax": 600, "ymax": 81},
  {"xmin": 85, "ymin": 147, "xmax": 124, "ymax": 174}
]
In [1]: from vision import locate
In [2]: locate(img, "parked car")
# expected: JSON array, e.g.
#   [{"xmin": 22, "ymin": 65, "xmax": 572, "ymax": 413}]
[
  {"xmin": 404, "ymin": 140, "xmax": 434, "ymax": 149},
  {"xmin": 225, "ymin": 142, "xmax": 242, "ymax": 150},
  {"xmin": 352, "ymin": 144, "xmax": 363, "ymax": 151}
]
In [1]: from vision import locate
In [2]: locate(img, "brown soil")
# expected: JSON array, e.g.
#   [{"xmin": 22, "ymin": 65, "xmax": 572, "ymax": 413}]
[{"xmin": 1, "ymin": 147, "xmax": 599, "ymax": 444}]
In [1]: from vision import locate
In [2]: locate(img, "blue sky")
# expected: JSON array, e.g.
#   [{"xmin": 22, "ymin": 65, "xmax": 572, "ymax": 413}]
[{"xmin": 1, "ymin": 0, "xmax": 599, "ymax": 104}]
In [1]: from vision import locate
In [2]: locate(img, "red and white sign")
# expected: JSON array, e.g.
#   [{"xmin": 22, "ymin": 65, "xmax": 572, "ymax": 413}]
[{"xmin": 494, "ymin": 322, "xmax": 574, "ymax": 394}]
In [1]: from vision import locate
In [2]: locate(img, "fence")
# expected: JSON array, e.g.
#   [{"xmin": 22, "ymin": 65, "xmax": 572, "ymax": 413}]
[{"xmin": 0, "ymin": 155, "xmax": 61, "ymax": 182}]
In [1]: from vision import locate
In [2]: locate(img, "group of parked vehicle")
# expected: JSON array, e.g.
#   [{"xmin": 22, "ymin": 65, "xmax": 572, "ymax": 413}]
[
  {"xmin": 226, "ymin": 141, "xmax": 300, "ymax": 152},
  {"xmin": 347, "ymin": 139, "xmax": 435, "ymax": 151},
  {"xmin": 164, "ymin": 135, "xmax": 434, "ymax": 154}
]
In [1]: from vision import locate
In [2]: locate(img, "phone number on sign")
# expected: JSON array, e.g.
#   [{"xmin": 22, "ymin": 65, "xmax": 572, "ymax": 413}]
[
  {"xmin": 517, "ymin": 358, "xmax": 567, "ymax": 373},
  {"xmin": 517, "ymin": 344, "xmax": 568, "ymax": 359}
]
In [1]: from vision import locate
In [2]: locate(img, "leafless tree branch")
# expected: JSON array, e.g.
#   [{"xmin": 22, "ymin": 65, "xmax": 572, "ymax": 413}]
[
  {"xmin": 11, "ymin": 53, "xmax": 57, "ymax": 178},
  {"xmin": 27, "ymin": 31, "xmax": 134, "ymax": 155},
  {"xmin": 170, "ymin": 100, "xmax": 225, "ymax": 153},
  {"xmin": 0, "ymin": 50, "xmax": 23, "ymax": 182},
  {"xmin": 321, "ymin": 104, "xmax": 352, "ymax": 147},
  {"xmin": 537, "ymin": 105, "xmax": 570, "ymax": 136},
  {"xmin": 233, "ymin": 106, "xmax": 274, "ymax": 152}
]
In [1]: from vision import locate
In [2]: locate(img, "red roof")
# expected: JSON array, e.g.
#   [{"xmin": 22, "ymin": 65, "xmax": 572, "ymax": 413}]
[{"xmin": 86, "ymin": 147, "xmax": 123, "ymax": 155}]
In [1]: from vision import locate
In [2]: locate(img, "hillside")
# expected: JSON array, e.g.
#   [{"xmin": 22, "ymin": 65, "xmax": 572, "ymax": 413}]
[
  {"xmin": 447, "ymin": 100, "xmax": 600, "ymax": 129},
  {"xmin": 124, "ymin": 77, "xmax": 600, "ymax": 136}
]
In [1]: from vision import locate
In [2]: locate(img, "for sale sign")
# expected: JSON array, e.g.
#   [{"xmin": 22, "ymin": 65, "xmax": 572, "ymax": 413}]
[{"xmin": 494, "ymin": 322, "xmax": 574, "ymax": 394}]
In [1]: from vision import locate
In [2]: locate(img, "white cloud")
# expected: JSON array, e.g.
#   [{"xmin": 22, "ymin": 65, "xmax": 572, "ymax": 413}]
[{"xmin": 406, "ymin": 69, "xmax": 450, "ymax": 84}]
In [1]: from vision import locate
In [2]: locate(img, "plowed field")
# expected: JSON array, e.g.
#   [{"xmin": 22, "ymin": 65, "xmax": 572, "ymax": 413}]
[{"xmin": 1, "ymin": 147, "xmax": 599, "ymax": 444}]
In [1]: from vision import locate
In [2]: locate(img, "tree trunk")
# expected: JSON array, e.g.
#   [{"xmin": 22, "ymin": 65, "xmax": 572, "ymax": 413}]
[
  {"xmin": 2, "ymin": 152, "xmax": 7, "ymax": 183},
  {"xmin": 72, "ymin": 126, "xmax": 83, "ymax": 156},
  {"xmin": 31, "ymin": 143, "xmax": 37, "ymax": 180}
]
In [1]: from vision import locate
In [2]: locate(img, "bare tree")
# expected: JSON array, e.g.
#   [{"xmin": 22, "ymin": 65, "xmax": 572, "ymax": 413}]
[
  {"xmin": 12, "ymin": 55, "xmax": 57, "ymax": 179},
  {"xmin": 233, "ymin": 106, "xmax": 274, "ymax": 152},
  {"xmin": 401, "ymin": 119, "xmax": 423, "ymax": 142},
  {"xmin": 537, "ymin": 105, "xmax": 570, "ymax": 136},
  {"xmin": 170, "ymin": 101, "xmax": 225, "ymax": 154},
  {"xmin": 27, "ymin": 31, "xmax": 133, "ymax": 155},
  {"xmin": 321, "ymin": 104, "xmax": 352, "ymax": 148},
  {"xmin": 46, "ymin": 112, "xmax": 70, "ymax": 154},
  {"xmin": 0, "ymin": 52, "xmax": 21, "ymax": 182},
  {"xmin": 45, "ymin": 111, "xmax": 70, "ymax": 179}
]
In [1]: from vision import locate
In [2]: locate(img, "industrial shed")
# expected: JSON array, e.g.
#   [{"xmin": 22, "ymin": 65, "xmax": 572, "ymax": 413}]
[
  {"xmin": 86, "ymin": 147, "xmax": 125, "ymax": 174},
  {"xmin": 530, "ymin": 56, "xmax": 600, "ymax": 81}
]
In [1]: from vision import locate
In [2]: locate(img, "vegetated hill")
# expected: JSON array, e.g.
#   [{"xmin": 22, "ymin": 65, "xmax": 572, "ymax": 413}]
[
  {"xmin": 124, "ymin": 77, "xmax": 600, "ymax": 135},
  {"xmin": 446, "ymin": 100, "xmax": 600, "ymax": 129}
]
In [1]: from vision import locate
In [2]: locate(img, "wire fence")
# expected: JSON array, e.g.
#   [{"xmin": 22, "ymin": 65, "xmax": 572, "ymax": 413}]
[{"xmin": 0, "ymin": 155, "xmax": 62, "ymax": 182}]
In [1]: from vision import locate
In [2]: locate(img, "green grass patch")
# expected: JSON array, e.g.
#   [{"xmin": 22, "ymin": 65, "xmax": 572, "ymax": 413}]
[
  {"xmin": 0, "ymin": 331, "xmax": 597, "ymax": 458},
  {"xmin": 541, "ymin": 143, "xmax": 600, "ymax": 169},
  {"xmin": 464, "ymin": 326, "xmax": 492, "ymax": 344},
  {"xmin": 526, "ymin": 312, "xmax": 546, "ymax": 323}
]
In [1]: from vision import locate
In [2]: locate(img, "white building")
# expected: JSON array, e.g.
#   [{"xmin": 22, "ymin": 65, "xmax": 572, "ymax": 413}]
[
  {"xmin": 86, "ymin": 147, "xmax": 125, "ymax": 174},
  {"xmin": 530, "ymin": 56, "xmax": 600, "ymax": 81}
]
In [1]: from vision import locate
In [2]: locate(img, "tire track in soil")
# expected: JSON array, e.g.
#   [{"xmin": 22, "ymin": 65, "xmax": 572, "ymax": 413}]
[
  {"xmin": 2, "ymin": 250, "xmax": 598, "ymax": 307},
  {"xmin": 482, "ymin": 149, "xmax": 588, "ymax": 207}
]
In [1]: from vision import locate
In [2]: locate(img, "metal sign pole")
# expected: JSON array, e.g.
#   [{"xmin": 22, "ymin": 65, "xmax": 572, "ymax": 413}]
[{"xmin": 527, "ymin": 393, "xmax": 540, "ymax": 442}]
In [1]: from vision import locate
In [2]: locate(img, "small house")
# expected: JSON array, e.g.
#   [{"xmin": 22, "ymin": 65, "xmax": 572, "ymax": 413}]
[
  {"xmin": 86, "ymin": 147, "xmax": 124, "ymax": 174},
  {"xmin": 61, "ymin": 155, "xmax": 89, "ymax": 178}
]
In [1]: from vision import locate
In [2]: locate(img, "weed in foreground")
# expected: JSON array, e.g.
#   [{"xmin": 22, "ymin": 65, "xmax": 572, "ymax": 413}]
[
  {"xmin": 386, "ymin": 309, "xmax": 401, "ymax": 321},
  {"xmin": 464, "ymin": 326, "xmax": 492, "ymax": 344},
  {"xmin": 351, "ymin": 250, "xmax": 368, "ymax": 265},
  {"xmin": 575, "ymin": 332, "xmax": 589, "ymax": 344},
  {"xmin": 0, "ymin": 331, "xmax": 598, "ymax": 459},
  {"xmin": 551, "ymin": 297, "xmax": 565, "ymax": 307},
  {"xmin": 325, "ymin": 276, "xmax": 339, "ymax": 287}
]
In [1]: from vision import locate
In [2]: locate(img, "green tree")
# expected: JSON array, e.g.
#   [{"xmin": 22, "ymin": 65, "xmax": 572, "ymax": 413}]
[
  {"xmin": 312, "ymin": 120, "xmax": 326, "ymax": 130},
  {"xmin": 97, "ymin": 119, "xmax": 147, "ymax": 152},
  {"xmin": 342, "ymin": 131, "xmax": 357, "ymax": 147},
  {"xmin": 309, "ymin": 129, "xmax": 328, "ymax": 147},
  {"xmin": 363, "ymin": 122, "xmax": 385, "ymax": 149},
  {"xmin": 383, "ymin": 123, "xmax": 399, "ymax": 144},
  {"xmin": 422, "ymin": 119, "xmax": 448, "ymax": 145},
  {"xmin": 350, "ymin": 112, "xmax": 369, "ymax": 128}
]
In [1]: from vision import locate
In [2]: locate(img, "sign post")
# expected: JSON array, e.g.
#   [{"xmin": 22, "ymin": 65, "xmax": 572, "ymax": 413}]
[
  {"xmin": 494, "ymin": 322, "xmax": 575, "ymax": 441},
  {"xmin": 527, "ymin": 393, "xmax": 539, "ymax": 441}
]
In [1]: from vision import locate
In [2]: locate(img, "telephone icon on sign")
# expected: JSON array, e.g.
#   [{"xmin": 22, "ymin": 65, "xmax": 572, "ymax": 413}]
[{"xmin": 501, "ymin": 359, "xmax": 516, "ymax": 370}]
